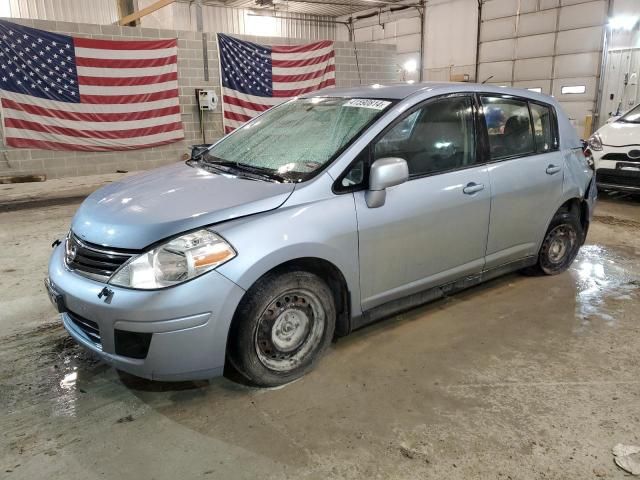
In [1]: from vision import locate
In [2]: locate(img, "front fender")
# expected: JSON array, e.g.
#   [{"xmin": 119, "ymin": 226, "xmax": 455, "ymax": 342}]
[{"xmin": 215, "ymin": 193, "xmax": 362, "ymax": 317}]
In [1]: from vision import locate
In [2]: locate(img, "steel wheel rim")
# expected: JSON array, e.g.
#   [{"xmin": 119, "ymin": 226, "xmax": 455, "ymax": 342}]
[
  {"xmin": 546, "ymin": 224, "xmax": 577, "ymax": 264},
  {"xmin": 255, "ymin": 288, "xmax": 325, "ymax": 372}
]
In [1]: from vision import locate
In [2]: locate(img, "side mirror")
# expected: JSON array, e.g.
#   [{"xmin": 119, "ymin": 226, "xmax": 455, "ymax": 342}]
[
  {"xmin": 190, "ymin": 144, "xmax": 211, "ymax": 160},
  {"xmin": 365, "ymin": 157, "xmax": 409, "ymax": 208}
]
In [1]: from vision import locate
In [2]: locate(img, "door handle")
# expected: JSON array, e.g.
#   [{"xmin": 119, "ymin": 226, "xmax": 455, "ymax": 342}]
[
  {"xmin": 546, "ymin": 164, "xmax": 561, "ymax": 175},
  {"xmin": 463, "ymin": 182, "xmax": 485, "ymax": 195}
]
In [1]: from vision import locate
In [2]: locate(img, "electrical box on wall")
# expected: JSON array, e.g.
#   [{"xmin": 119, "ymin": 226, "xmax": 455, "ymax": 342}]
[
  {"xmin": 196, "ymin": 89, "xmax": 218, "ymax": 111},
  {"xmin": 450, "ymin": 73, "xmax": 470, "ymax": 82}
]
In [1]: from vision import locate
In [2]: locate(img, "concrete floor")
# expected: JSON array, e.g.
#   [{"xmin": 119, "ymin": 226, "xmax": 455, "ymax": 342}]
[{"xmin": 1, "ymin": 191, "xmax": 639, "ymax": 479}]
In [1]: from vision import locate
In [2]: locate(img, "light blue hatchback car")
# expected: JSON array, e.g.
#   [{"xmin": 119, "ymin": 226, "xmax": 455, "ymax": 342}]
[{"xmin": 46, "ymin": 83, "xmax": 596, "ymax": 386}]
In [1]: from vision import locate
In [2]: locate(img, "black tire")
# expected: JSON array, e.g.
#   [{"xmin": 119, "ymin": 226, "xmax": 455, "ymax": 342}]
[
  {"xmin": 227, "ymin": 270, "xmax": 336, "ymax": 387},
  {"xmin": 524, "ymin": 211, "xmax": 583, "ymax": 276}
]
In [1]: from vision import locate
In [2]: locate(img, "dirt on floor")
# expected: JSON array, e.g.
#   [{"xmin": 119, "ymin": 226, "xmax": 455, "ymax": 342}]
[{"xmin": 0, "ymin": 190, "xmax": 639, "ymax": 480}]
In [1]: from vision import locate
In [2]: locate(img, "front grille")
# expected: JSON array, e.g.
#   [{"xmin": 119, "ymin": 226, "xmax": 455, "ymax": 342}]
[
  {"xmin": 597, "ymin": 168, "xmax": 640, "ymax": 187},
  {"xmin": 65, "ymin": 233, "xmax": 137, "ymax": 281},
  {"xmin": 67, "ymin": 310, "xmax": 101, "ymax": 346},
  {"xmin": 602, "ymin": 152, "xmax": 640, "ymax": 163}
]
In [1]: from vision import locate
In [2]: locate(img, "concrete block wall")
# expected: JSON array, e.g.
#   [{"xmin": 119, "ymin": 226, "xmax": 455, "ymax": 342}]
[
  {"xmin": 337, "ymin": 8, "xmax": 421, "ymax": 82},
  {"xmin": 332, "ymin": 41, "xmax": 398, "ymax": 87},
  {"xmin": 0, "ymin": 19, "xmax": 396, "ymax": 179}
]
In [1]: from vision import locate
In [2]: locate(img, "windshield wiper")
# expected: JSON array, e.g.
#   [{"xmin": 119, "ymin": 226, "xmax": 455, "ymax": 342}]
[{"xmin": 202, "ymin": 158, "xmax": 287, "ymax": 182}]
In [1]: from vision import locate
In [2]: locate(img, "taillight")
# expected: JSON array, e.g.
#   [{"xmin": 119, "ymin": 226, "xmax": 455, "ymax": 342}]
[{"xmin": 583, "ymin": 148, "xmax": 595, "ymax": 170}]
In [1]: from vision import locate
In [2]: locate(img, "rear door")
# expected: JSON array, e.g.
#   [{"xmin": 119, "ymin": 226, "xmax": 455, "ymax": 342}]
[{"xmin": 480, "ymin": 95, "xmax": 564, "ymax": 268}]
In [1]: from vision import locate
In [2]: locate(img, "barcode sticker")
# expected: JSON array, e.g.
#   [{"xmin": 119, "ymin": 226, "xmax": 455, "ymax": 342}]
[{"xmin": 344, "ymin": 99, "xmax": 391, "ymax": 110}]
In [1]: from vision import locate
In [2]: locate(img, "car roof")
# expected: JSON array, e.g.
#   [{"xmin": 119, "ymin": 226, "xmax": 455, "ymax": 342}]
[
  {"xmin": 307, "ymin": 81, "xmax": 581, "ymax": 150},
  {"xmin": 306, "ymin": 81, "xmax": 556, "ymax": 104}
]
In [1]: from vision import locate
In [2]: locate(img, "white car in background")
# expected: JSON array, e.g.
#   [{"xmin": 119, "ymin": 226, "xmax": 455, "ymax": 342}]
[{"xmin": 588, "ymin": 104, "xmax": 640, "ymax": 193}]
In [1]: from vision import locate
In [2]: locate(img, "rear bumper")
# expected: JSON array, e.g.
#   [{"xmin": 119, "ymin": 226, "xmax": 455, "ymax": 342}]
[
  {"xmin": 585, "ymin": 174, "xmax": 597, "ymax": 228},
  {"xmin": 586, "ymin": 174, "xmax": 597, "ymax": 214},
  {"xmin": 47, "ymin": 244, "xmax": 246, "ymax": 381}
]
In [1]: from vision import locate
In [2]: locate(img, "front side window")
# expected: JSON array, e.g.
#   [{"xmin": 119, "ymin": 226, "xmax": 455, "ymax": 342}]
[
  {"xmin": 530, "ymin": 102, "xmax": 557, "ymax": 152},
  {"xmin": 481, "ymin": 96, "xmax": 534, "ymax": 160},
  {"xmin": 373, "ymin": 96, "xmax": 476, "ymax": 177},
  {"xmin": 375, "ymin": 110, "xmax": 420, "ymax": 150},
  {"xmin": 203, "ymin": 97, "xmax": 393, "ymax": 182}
]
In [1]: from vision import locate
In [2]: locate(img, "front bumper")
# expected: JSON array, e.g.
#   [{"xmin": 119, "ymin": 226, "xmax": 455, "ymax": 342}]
[
  {"xmin": 47, "ymin": 244, "xmax": 246, "ymax": 381},
  {"xmin": 593, "ymin": 146, "xmax": 640, "ymax": 192}
]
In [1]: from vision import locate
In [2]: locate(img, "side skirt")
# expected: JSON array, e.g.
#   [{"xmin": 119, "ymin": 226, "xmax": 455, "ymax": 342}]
[{"xmin": 351, "ymin": 256, "xmax": 537, "ymax": 331}]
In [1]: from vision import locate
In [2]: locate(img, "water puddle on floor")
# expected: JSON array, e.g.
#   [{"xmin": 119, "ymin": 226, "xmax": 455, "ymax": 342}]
[
  {"xmin": 0, "ymin": 320, "xmax": 105, "ymax": 417},
  {"xmin": 572, "ymin": 244, "xmax": 639, "ymax": 329}
]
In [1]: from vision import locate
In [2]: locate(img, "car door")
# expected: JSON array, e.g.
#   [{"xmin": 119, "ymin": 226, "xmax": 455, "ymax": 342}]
[
  {"xmin": 479, "ymin": 95, "xmax": 565, "ymax": 268},
  {"xmin": 349, "ymin": 94, "xmax": 492, "ymax": 311}
]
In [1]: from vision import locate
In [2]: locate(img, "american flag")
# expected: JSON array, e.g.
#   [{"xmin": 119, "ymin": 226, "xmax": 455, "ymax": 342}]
[
  {"xmin": 0, "ymin": 20, "xmax": 183, "ymax": 151},
  {"xmin": 217, "ymin": 33, "xmax": 336, "ymax": 134}
]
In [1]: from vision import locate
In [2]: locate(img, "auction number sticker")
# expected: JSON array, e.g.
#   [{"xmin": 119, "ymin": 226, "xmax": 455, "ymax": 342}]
[{"xmin": 344, "ymin": 99, "xmax": 391, "ymax": 110}]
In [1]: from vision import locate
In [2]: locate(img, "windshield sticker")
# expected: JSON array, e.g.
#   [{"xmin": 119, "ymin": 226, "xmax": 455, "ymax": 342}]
[{"xmin": 344, "ymin": 99, "xmax": 391, "ymax": 110}]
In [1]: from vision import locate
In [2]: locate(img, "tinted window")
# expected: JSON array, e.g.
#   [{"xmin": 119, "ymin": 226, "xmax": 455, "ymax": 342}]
[
  {"xmin": 375, "ymin": 110, "xmax": 420, "ymax": 148},
  {"xmin": 374, "ymin": 96, "xmax": 476, "ymax": 177},
  {"xmin": 481, "ymin": 96, "xmax": 534, "ymax": 159},
  {"xmin": 530, "ymin": 102, "xmax": 557, "ymax": 152}
]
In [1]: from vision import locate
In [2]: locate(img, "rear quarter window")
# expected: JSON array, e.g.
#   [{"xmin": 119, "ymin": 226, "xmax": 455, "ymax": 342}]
[{"xmin": 529, "ymin": 102, "xmax": 559, "ymax": 153}]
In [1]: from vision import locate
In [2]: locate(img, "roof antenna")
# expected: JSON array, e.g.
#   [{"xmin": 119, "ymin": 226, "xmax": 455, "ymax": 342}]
[{"xmin": 481, "ymin": 75, "xmax": 494, "ymax": 84}]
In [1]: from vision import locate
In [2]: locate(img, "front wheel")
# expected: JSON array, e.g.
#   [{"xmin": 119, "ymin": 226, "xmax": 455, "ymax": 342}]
[
  {"xmin": 227, "ymin": 270, "xmax": 336, "ymax": 387},
  {"xmin": 526, "ymin": 211, "xmax": 583, "ymax": 275}
]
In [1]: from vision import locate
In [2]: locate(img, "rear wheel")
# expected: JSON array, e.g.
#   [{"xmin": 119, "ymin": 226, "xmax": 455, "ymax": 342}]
[
  {"xmin": 525, "ymin": 211, "xmax": 583, "ymax": 275},
  {"xmin": 228, "ymin": 270, "xmax": 336, "ymax": 387}
]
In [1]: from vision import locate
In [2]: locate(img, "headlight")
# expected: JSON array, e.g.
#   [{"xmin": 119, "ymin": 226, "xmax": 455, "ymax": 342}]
[
  {"xmin": 587, "ymin": 132, "xmax": 603, "ymax": 151},
  {"xmin": 109, "ymin": 229, "xmax": 235, "ymax": 289}
]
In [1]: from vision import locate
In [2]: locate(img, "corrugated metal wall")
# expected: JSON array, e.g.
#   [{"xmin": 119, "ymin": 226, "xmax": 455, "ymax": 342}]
[
  {"xmin": 170, "ymin": 3, "xmax": 337, "ymax": 40},
  {"xmin": 4, "ymin": 0, "xmax": 119, "ymax": 24},
  {"xmin": 2, "ymin": 0, "xmax": 337, "ymax": 40},
  {"xmin": 601, "ymin": 48, "xmax": 640, "ymax": 123},
  {"xmin": 595, "ymin": 0, "xmax": 640, "ymax": 126}
]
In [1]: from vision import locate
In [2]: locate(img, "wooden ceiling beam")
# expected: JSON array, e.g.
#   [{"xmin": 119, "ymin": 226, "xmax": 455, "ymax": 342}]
[{"xmin": 118, "ymin": 0, "xmax": 176, "ymax": 26}]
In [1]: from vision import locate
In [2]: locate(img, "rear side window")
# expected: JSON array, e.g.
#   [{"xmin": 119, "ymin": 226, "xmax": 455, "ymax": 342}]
[
  {"xmin": 530, "ymin": 102, "xmax": 558, "ymax": 152},
  {"xmin": 481, "ymin": 96, "xmax": 534, "ymax": 160}
]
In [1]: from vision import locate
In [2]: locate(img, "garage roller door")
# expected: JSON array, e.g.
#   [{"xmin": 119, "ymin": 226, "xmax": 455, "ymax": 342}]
[{"xmin": 477, "ymin": 0, "xmax": 607, "ymax": 134}]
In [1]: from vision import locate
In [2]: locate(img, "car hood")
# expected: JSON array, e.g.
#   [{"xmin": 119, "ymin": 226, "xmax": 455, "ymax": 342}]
[
  {"xmin": 71, "ymin": 162, "xmax": 296, "ymax": 249},
  {"xmin": 598, "ymin": 121, "xmax": 640, "ymax": 147}
]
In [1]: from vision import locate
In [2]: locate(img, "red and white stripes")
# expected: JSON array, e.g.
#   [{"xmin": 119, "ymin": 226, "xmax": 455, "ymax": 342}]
[
  {"xmin": 222, "ymin": 39, "xmax": 336, "ymax": 134},
  {"xmin": 2, "ymin": 37, "xmax": 183, "ymax": 151}
]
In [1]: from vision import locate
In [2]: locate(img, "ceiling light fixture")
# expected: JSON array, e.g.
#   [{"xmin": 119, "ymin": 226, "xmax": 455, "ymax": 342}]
[
  {"xmin": 403, "ymin": 59, "xmax": 417, "ymax": 73},
  {"xmin": 609, "ymin": 15, "xmax": 639, "ymax": 31}
]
